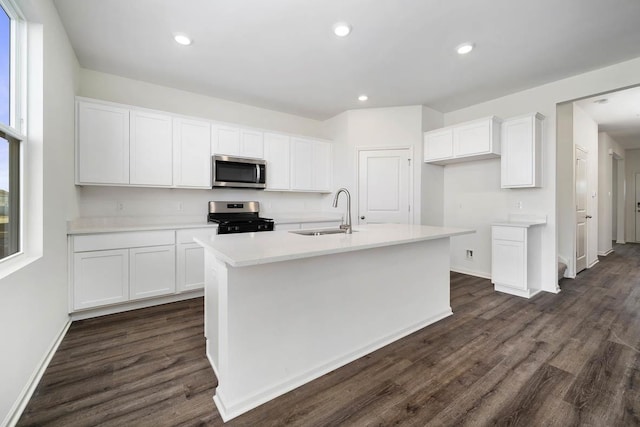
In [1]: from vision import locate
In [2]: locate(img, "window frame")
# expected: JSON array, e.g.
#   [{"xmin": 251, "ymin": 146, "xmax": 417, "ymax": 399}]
[{"xmin": 0, "ymin": 0, "xmax": 26, "ymax": 264}]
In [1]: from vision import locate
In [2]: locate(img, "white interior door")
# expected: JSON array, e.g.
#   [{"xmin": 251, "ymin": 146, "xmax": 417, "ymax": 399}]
[
  {"xmin": 358, "ymin": 149, "xmax": 411, "ymax": 224},
  {"xmin": 575, "ymin": 147, "xmax": 588, "ymax": 274}
]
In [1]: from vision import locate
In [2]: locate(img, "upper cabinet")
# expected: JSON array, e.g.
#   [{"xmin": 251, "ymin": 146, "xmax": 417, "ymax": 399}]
[
  {"xmin": 130, "ymin": 110, "xmax": 173, "ymax": 186},
  {"xmin": 290, "ymin": 138, "xmax": 331, "ymax": 192},
  {"xmin": 501, "ymin": 113, "xmax": 544, "ymax": 188},
  {"xmin": 76, "ymin": 97, "xmax": 332, "ymax": 192},
  {"xmin": 76, "ymin": 101, "xmax": 130, "ymax": 185},
  {"xmin": 212, "ymin": 125, "xmax": 264, "ymax": 159},
  {"xmin": 173, "ymin": 117, "xmax": 211, "ymax": 188},
  {"xmin": 424, "ymin": 116, "xmax": 501, "ymax": 165},
  {"xmin": 264, "ymin": 132, "xmax": 291, "ymax": 191}
]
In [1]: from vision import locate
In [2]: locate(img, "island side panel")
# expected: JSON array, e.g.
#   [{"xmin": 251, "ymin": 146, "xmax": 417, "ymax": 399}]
[{"xmin": 212, "ymin": 237, "xmax": 452, "ymax": 420}]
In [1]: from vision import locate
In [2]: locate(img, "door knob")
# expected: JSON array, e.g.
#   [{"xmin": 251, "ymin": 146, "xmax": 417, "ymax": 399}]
[{"xmin": 360, "ymin": 216, "xmax": 365, "ymax": 220}]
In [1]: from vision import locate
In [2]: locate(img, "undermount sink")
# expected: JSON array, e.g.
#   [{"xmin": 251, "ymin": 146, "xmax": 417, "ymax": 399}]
[{"xmin": 289, "ymin": 228, "xmax": 356, "ymax": 236}]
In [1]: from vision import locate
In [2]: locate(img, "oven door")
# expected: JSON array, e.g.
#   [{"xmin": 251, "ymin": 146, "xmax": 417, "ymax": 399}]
[{"xmin": 212, "ymin": 155, "xmax": 266, "ymax": 189}]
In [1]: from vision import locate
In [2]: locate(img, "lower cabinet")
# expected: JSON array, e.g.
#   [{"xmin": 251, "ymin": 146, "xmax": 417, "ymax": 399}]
[
  {"xmin": 491, "ymin": 223, "xmax": 544, "ymax": 298},
  {"xmin": 73, "ymin": 249, "xmax": 129, "ymax": 310},
  {"xmin": 70, "ymin": 227, "xmax": 217, "ymax": 313},
  {"xmin": 129, "ymin": 245, "xmax": 176, "ymax": 300}
]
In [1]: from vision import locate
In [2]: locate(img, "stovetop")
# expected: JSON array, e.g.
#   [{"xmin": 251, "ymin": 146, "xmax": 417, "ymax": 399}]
[{"xmin": 207, "ymin": 201, "xmax": 274, "ymax": 234}]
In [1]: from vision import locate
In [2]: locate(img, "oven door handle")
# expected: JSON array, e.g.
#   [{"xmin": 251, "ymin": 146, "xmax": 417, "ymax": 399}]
[{"xmin": 256, "ymin": 163, "xmax": 261, "ymax": 184}]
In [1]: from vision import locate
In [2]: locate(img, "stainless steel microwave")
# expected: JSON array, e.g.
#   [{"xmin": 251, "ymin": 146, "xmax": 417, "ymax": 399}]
[{"xmin": 212, "ymin": 155, "xmax": 267, "ymax": 189}]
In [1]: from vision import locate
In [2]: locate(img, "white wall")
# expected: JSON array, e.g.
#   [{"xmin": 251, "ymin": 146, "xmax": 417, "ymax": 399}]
[
  {"xmin": 572, "ymin": 103, "xmax": 599, "ymax": 268},
  {"xmin": 556, "ymin": 103, "xmax": 574, "ymax": 275},
  {"xmin": 0, "ymin": 0, "xmax": 79, "ymax": 424},
  {"xmin": 442, "ymin": 56, "xmax": 640, "ymax": 292},
  {"xmin": 625, "ymin": 149, "xmax": 640, "ymax": 242},
  {"xmin": 421, "ymin": 106, "xmax": 445, "ymax": 226},
  {"xmin": 325, "ymin": 106, "xmax": 425, "ymax": 225},
  {"xmin": 598, "ymin": 132, "xmax": 625, "ymax": 255}
]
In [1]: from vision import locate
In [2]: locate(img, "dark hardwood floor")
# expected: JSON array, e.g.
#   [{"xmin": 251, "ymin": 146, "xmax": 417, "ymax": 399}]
[{"xmin": 18, "ymin": 244, "xmax": 640, "ymax": 426}]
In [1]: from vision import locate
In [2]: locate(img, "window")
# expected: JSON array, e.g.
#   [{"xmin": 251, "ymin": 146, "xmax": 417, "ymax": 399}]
[{"xmin": 0, "ymin": 0, "xmax": 25, "ymax": 261}]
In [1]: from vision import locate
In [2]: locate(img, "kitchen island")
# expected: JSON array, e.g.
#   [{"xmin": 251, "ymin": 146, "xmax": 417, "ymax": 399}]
[{"xmin": 195, "ymin": 223, "xmax": 473, "ymax": 421}]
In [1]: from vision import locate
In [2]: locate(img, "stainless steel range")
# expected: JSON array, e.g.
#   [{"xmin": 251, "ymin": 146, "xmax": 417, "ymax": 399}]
[{"xmin": 207, "ymin": 201, "xmax": 274, "ymax": 234}]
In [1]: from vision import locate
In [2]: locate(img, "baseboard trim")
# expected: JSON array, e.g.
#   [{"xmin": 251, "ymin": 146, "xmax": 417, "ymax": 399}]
[
  {"xmin": 598, "ymin": 249, "xmax": 614, "ymax": 256},
  {"xmin": 3, "ymin": 319, "xmax": 72, "ymax": 427},
  {"xmin": 450, "ymin": 267, "xmax": 491, "ymax": 280},
  {"xmin": 588, "ymin": 259, "xmax": 600, "ymax": 269}
]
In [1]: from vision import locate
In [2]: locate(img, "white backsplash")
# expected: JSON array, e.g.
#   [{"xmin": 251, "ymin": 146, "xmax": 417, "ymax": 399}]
[{"xmin": 77, "ymin": 186, "xmax": 334, "ymax": 219}]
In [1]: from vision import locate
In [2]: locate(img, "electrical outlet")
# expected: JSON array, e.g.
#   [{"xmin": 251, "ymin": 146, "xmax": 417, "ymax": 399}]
[
  {"xmin": 516, "ymin": 201, "xmax": 523, "ymax": 209},
  {"xmin": 466, "ymin": 249, "xmax": 473, "ymax": 260},
  {"xmin": 117, "ymin": 201, "xmax": 124, "ymax": 211}
]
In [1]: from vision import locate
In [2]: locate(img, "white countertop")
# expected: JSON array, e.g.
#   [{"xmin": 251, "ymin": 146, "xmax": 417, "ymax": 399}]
[
  {"xmin": 491, "ymin": 220, "xmax": 547, "ymax": 228},
  {"xmin": 195, "ymin": 223, "xmax": 474, "ymax": 267},
  {"xmin": 67, "ymin": 213, "xmax": 342, "ymax": 235}
]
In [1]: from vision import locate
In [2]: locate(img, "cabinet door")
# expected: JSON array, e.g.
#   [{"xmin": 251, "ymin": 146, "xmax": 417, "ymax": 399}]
[
  {"xmin": 130, "ymin": 110, "xmax": 173, "ymax": 186},
  {"xmin": 501, "ymin": 113, "xmax": 543, "ymax": 188},
  {"xmin": 491, "ymin": 239, "xmax": 525, "ymax": 290},
  {"xmin": 240, "ymin": 129, "xmax": 264, "ymax": 159},
  {"xmin": 264, "ymin": 133, "xmax": 291, "ymax": 190},
  {"xmin": 174, "ymin": 118, "xmax": 212, "ymax": 188},
  {"xmin": 424, "ymin": 128, "xmax": 453, "ymax": 161},
  {"xmin": 212, "ymin": 125, "xmax": 240, "ymax": 156},
  {"xmin": 454, "ymin": 120, "xmax": 491, "ymax": 157},
  {"xmin": 290, "ymin": 137, "xmax": 313, "ymax": 191},
  {"xmin": 129, "ymin": 245, "xmax": 176, "ymax": 300},
  {"xmin": 312, "ymin": 141, "xmax": 331, "ymax": 192},
  {"xmin": 73, "ymin": 249, "xmax": 129, "ymax": 310},
  {"xmin": 77, "ymin": 101, "xmax": 130, "ymax": 184},
  {"xmin": 177, "ymin": 242, "xmax": 205, "ymax": 292}
]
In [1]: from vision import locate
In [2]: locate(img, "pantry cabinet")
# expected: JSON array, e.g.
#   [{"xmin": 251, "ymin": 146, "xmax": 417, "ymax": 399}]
[
  {"xmin": 424, "ymin": 116, "xmax": 501, "ymax": 165},
  {"xmin": 173, "ymin": 117, "xmax": 212, "ymax": 188},
  {"xmin": 501, "ymin": 113, "xmax": 544, "ymax": 188}
]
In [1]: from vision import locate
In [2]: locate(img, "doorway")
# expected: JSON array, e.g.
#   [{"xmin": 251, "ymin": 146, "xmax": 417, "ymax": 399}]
[
  {"xmin": 357, "ymin": 148, "xmax": 412, "ymax": 225},
  {"xmin": 575, "ymin": 146, "xmax": 588, "ymax": 274}
]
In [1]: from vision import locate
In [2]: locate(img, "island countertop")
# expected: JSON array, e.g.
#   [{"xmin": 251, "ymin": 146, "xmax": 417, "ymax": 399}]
[{"xmin": 195, "ymin": 223, "xmax": 474, "ymax": 267}]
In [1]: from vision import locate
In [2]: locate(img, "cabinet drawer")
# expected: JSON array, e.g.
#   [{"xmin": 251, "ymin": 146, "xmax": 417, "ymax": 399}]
[
  {"xmin": 176, "ymin": 227, "xmax": 218, "ymax": 244},
  {"xmin": 492, "ymin": 226, "xmax": 525, "ymax": 242},
  {"xmin": 73, "ymin": 230, "xmax": 176, "ymax": 252}
]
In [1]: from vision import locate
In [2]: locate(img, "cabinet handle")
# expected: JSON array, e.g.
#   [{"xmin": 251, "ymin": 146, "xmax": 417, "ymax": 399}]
[
  {"xmin": 585, "ymin": 215, "xmax": 592, "ymax": 219},
  {"xmin": 360, "ymin": 216, "xmax": 365, "ymax": 220}
]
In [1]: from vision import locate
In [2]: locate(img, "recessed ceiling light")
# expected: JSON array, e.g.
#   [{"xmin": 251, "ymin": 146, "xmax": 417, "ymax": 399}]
[
  {"xmin": 358, "ymin": 95, "xmax": 368, "ymax": 101},
  {"xmin": 174, "ymin": 34, "xmax": 192, "ymax": 46},
  {"xmin": 456, "ymin": 43, "xmax": 474, "ymax": 55},
  {"xmin": 333, "ymin": 22, "xmax": 352, "ymax": 37},
  {"xmin": 594, "ymin": 98, "xmax": 609, "ymax": 104}
]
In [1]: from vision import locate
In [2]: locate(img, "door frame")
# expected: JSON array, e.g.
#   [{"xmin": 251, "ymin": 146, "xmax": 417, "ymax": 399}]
[{"xmin": 355, "ymin": 146, "xmax": 415, "ymax": 225}]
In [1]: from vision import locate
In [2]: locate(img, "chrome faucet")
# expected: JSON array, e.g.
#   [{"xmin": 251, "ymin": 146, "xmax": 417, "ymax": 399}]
[{"xmin": 332, "ymin": 188, "xmax": 352, "ymax": 234}]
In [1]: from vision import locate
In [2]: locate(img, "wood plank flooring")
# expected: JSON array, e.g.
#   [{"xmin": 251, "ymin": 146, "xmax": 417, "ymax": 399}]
[{"xmin": 18, "ymin": 243, "xmax": 640, "ymax": 426}]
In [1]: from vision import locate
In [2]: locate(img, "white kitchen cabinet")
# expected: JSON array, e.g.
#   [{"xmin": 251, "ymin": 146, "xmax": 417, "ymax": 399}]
[
  {"xmin": 501, "ymin": 113, "xmax": 544, "ymax": 188},
  {"xmin": 264, "ymin": 133, "xmax": 291, "ymax": 190},
  {"xmin": 491, "ymin": 222, "xmax": 544, "ymax": 298},
  {"xmin": 290, "ymin": 138, "xmax": 332, "ymax": 192},
  {"xmin": 212, "ymin": 125, "xmax": 241, "ymax": 156},
  {"xmin": 130, "ymin": 110, "xmax": 173, "ymax": 186},
  {"xmin": 173, "ymin": 117, "xmax": 212, "ymax": 188},
  {"xmin": 73, "ymin": 249, "xmax": 129, "ymax": 310},
  {"xmin": 423, "ymin": 116, "xmax": 501, "ymax": 165},
  {"xmin": 176, "ymin": 228, "xmax": 218, "ymax": 293},
  {"xmin": 240, "ymin": 129, "xmax": 264, "ymax": 159},
  {"xmin": 70, "ymin": 230, "xmax": 177, "ymax": 311},
  {"xmin": 76, "ymin": 100, "xmax": 130, "ymax": 185},
  {"xmin": 424, "ymin": 128, "xmax": 454, "ymax": 162},
  {"xmin": 212, "ymin": 125, "xmax": 265, "ymax": 159},
  {"xmin": 129, "ymin": 245, "xmax": 176, "ymax": 300}
]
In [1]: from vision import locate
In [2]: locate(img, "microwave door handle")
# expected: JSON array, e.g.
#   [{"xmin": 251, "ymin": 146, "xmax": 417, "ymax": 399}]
[{"xmin": 256, "ymin": 163, "xmax": 261, "ymax": 183}]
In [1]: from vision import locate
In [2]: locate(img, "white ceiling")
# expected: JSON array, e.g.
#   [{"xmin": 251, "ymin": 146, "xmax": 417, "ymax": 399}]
[
  {"xmin": 575, "ymin": 86, "xmax": 640, "ymax": 149},
  {"xmin": 53, "ymin": 0, "xmax": 640, "ymax": 120}
]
